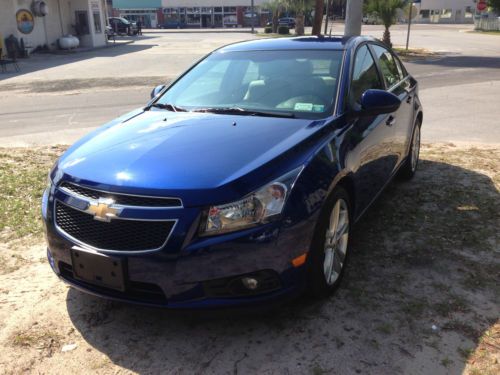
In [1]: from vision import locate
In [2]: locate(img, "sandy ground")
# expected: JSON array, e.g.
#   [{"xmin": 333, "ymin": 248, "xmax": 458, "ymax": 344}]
[{"xmin": 0, "ymin": 143, "xmax": 498, "ymax": 374}]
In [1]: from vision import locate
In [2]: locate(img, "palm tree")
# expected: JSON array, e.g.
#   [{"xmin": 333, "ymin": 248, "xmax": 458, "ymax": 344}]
[
  {"xmin": 312, "ymin": 0, "xmax": 325, "ymax": 35},
  {"xmin": 288, "ymin": 0, "xmax": 315, "ymax": 35},
  {"xmin": 365, "ymin": 0, "xmax": 405, "ymax": 46},
  {"xmin": 263, "ymin": 0, "xmax": 286, "ymax": 33}
]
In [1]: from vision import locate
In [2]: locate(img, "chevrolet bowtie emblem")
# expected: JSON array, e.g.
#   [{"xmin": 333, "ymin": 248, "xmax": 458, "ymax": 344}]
[{"xmin": 87, "ymin": 198, "xmax": 121, "ymax": 222}]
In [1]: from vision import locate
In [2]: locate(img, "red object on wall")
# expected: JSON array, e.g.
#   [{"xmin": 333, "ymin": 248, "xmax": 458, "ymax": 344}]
[
  {"xmin": 237, "ymin": 7, "xmax": 244, "ymax": 26},
  {"xmin": 477, "ymin": 0, "xmax": 487, "ymax": 11},
  {"xmin": 157, "ymin": 8, "xmax": 164, "ymax": 26}
]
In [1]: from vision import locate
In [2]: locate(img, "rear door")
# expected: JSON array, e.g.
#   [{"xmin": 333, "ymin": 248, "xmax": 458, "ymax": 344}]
[{"xmin": 370, "ymin": 44, "xmax": 415, "ymax": 167}]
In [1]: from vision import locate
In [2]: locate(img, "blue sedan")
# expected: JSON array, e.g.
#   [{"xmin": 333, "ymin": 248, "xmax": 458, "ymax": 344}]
[{"xmin": 42, "ymin": 36, "xmax": 423, "ymax": 308}]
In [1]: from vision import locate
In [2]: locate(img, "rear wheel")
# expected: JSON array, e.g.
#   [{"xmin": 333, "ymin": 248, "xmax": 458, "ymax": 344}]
[
  {"xmin": 398, "ymin": 120, "xmax": 421, "ymax": 181},
  {"xmin": 307, "ymin": 187, "xmax": 351, "ymax": 297}
]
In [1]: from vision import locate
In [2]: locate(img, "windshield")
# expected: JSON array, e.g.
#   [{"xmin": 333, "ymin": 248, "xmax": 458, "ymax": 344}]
[{"xmin": 156, "ymin": 50, "xmax": 343, "ymax": 119}]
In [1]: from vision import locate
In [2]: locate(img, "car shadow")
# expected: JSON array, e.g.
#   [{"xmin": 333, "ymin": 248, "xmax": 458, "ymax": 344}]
[{"xmin": 66, "ymin": 157, "xmax": 499, "ymax": 373}]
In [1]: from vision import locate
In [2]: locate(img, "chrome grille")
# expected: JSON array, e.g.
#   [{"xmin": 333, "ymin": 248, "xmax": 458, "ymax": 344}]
[
  {"xmin": 55, "ymin": 201, "xmax": 175, "ymax": 252},
  {"xmin": 59, "ymin": 182, "xmax": 182, "ymax": 208}
]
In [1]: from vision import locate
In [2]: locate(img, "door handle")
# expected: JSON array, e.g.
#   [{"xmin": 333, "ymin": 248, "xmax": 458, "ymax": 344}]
[
  {"xmin": 406, "ymin": 95, "xmax": 412, "ymax": 104},
  {"xmin": 386, "ymin": 116, "xmax": 396, "ymax": 127}
]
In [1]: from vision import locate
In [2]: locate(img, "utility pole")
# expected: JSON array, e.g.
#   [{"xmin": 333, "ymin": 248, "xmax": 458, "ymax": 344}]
[
  {"xmin": 251, "ymin": 0, "xmax": 255, "ymax": 33},
  {"xmin": 344, "ymin": 0, "xmax": 363, "ymax": 36},
  {"xmin": 324, "ymin": 0, "xmax": 331, "ymax": 35},
  {"xmin": 406, "ymin": 2, "xmax": 412, "ymax": 50}
]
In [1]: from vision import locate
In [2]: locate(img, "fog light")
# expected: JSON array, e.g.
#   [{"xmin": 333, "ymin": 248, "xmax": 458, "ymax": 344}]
[{"xmin": 241, "ymin": 277, "xmax": 259, "ymax": 290}]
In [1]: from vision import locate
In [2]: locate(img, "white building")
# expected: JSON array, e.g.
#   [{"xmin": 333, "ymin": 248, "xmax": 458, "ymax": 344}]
[
  {"xmin": 415, "ymin": 0, "xmax": 476, "ymax": 23},
  {"xmin": 0, "ymin": 0, "xmax": 108, "ymax": 56},
  {"xmin": 161, "ymin": 0, "xmax": 268, "ymax": 28}
]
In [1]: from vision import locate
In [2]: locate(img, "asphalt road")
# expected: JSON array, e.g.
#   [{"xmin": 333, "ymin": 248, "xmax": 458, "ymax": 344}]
[{"xmin": 0, "ymin": 24, "xmax": 499, "ymax": 145}]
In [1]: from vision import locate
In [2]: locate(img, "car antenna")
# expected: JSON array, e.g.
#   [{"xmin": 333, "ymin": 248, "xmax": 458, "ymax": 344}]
[{"xmin": 329, "ymin": 26, "xmax": 333, "ymax": 37}]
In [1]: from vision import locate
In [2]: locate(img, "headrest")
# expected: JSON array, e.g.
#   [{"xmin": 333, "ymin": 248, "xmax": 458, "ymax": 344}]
[
  {"xmin": 330, "ymin": 60, "xmax": 340, "ymax": 77},
  {"xmin": 288, "ymin": 59, "xmax": 313, "ymax": 77}
]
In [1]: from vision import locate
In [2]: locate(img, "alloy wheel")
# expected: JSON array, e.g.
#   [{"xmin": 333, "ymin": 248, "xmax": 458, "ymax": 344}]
[{"xmin": 323, "ymin": 198, "xmax": 349, "ymax": 286}]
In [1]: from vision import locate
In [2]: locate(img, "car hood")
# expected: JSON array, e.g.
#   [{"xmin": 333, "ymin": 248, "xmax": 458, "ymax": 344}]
[{"xmin": 56, "ymin": 109, "xmax": 329, "ymax": 206}]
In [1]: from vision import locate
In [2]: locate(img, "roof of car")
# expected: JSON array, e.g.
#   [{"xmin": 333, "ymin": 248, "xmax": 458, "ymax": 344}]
[{"xmin": 218, "ymin": 36, "xmax": 377, "ymax": 52}]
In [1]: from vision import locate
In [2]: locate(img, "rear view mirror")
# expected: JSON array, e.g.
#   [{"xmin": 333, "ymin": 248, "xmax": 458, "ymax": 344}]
[
  {"xmin": 150, "ymin": 85, "xmax": 166, "ymax": 99},
  {"xmin": 359, "ymin": 89, "xmax": 401, "ymax": 116}
]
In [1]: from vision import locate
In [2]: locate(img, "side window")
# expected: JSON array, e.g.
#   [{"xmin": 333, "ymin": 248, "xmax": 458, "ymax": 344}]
[
  {"xmin": 371, "ymin": 44, "xmax": 403, "ymax": 88},
  {"xmin": 350, "ymin": 45, "xmax": 383, "ymax": 107}
]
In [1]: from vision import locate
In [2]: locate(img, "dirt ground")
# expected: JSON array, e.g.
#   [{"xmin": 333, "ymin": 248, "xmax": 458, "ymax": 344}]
[{"xmin": 0, "ymin": 143, "xmax": 498, "ymax": 374}]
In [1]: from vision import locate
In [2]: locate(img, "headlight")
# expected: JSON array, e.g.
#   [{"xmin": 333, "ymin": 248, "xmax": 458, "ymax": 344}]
[
  {"xmin": 42, "ymin": 159, "xmax": 58, "ymax": 219},
  {"xmin": 41, "ymin": 175, "xmax": 52, "ymax": 219},
  {"xmin": 199, "ymin": 166, "xmax": 303, "ymax": 236}
]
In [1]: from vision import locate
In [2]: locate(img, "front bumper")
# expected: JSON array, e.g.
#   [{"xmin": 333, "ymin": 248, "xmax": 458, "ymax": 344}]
[{"xmin": 44, "ymin": 200, "xmax": 315, "ymax": 309}]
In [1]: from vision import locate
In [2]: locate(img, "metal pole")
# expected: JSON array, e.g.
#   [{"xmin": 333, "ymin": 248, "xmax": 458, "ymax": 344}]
[
  {"xmin": 324, "ymin": 0, "xmax": 330, "ymax": 35},
  {"xmin": 344, "ymin": 0, "xmax": 362, "ymax": 36},
  {"xmin": 406, "ymin": 2, "xmax": 413, "ymax": 50},
  {"xmin": 251, "ymin": 0, "xmax": 255, "ymax": 33}
]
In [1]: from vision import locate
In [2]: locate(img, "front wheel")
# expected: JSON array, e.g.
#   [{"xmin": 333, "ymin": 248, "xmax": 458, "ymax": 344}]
[
  {"xmin": 307, "ymin": 187, "xmax": 351, "ymax": 297},
  {"xmin": 398, "ymin": 120, "xmax": 421, "ymax": 181}
]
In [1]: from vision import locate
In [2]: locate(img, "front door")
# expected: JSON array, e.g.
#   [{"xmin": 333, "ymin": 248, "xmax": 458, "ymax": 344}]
[
  {"xmin": 346, "ymin": 44, "xmax": 400, "ymax": 216},
  {"xmin": 371, "ymin": 44, "xmax": 415, "ymax": 167}
]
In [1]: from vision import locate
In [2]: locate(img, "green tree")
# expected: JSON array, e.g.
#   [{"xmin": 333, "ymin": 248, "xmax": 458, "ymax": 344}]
[
  {"xmin": 312, "ymin": 0, "xmax": 325, "ymax": 35},
  {"xmin": 365, "ymin": 0, "xmax": 405, "ymax": 46},
  {"xmin": 263, "ymin": 0, "xmax": 287, "ymax": 33},
  {"xmin": 488, "ymin": 0, "xmax": 500, "ymax": 13},
  {"xmin": 287, "ymin": 0, "xmax": 315, "ymax": 35}
]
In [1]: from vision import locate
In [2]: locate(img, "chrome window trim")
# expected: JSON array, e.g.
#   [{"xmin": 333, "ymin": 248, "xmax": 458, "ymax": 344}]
[
  {"xmin": 54, "ymin": 199, "xmax": 178, "ymax": 254},
  {"xmin": 59, "ymin": 182, "xmax": 184, "ymax": 209}
]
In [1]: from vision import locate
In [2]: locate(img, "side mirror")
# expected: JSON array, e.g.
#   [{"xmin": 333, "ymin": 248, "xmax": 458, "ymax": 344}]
[
  {"xmin": 359, "ymin": 89, "xmax": 401, "ymax": 116},
  {"xmin": 150, "ymin": 84, "xmax": 166, "ymax": 99}
]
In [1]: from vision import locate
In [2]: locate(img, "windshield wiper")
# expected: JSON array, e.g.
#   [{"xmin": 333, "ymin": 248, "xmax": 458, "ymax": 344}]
[
  {"xmin": 145, "ymin": 103, "xmax": 187, "ymax": 112},
  {"xmin": 192, "ymin": 107, "xmax": 295, "ymax": 118}
]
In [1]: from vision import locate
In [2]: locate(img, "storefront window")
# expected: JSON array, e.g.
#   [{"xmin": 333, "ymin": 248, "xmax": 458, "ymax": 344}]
[
  {"xmin": 441, "ymin": 9, "xmax": 452, "ymax": 18},
  {"xmin": 465, "ymin": 6, "xmax": 473, "ymax": 18},
  {"xmin": 187, "ymin": 14, "xmax": 201, "ymax": 25},
  {"xmin": 223, "ymin": 7, "xmax": 236, "ymax": 13},
  {"xmin": 214, "ymin": 7, "xmax": 222, "ymax": 13},
  {"xmin": 419, "ymin": 9, "xmax": 430, "ymax": 18}
]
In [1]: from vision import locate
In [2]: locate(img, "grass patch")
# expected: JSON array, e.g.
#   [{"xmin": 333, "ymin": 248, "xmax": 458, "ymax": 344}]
[
  {"xmin": 256, "ymin": 32, "xmax": 308, "ymax": 38},
  {"xmin": 433, "ymin": 295, "xmax": 469, "ymax": 317},
  {"xmin": 0, "ymin": 146, "xmax": 66, "ymax": 241},
  {"xmin": 467, "ymin": 30, "xmax": 500, "ymax": 36},
  {"xmin": 392, "ymin": 47, "xmax": 443, "ymax": 61},
  {"xmin": 0, "ymin": 253, "xmax": 28, "ymax": 275},
  {"xmin": 440, "ymin": 357, "xmax": 453, "ymax": 367},
  {"xmin": 11, "ymin": 327, "xmax": 62, "ymax": 352},
  {"xmin": 375, "ymin": 322, "xmax": 393, "ymax": 335}
]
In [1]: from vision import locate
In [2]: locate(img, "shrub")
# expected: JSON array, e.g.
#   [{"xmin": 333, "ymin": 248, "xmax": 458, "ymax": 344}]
[
  {"xmin": 264, "ymin": 26, "xmax": 273, "ymax": 34},
  {"xmin": 278, "ymin": 25, "xmax": 289, "ymax": 35}
]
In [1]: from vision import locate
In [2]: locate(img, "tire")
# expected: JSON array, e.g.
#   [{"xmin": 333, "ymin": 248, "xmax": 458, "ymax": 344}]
[
  {"xmin": 398, "ymin": 120, "xmax": 421, "ymax": 181},
  {"xmin": 307, "ymin": 186, "xmax": 352, "ymax": 298}
]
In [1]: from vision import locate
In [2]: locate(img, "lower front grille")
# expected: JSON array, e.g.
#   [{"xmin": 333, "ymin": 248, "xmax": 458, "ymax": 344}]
[
  {"xmin": 55, "ymin": 201, "xmax": 175, "ymax": 252},
  {"xmin": 59, "ymin": 262, "xmax": 167, "ymax": 304}
]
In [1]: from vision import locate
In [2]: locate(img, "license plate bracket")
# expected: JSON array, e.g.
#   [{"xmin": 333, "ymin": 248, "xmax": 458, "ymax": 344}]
[{"xmin": 71, "ymin": 248, "xmax": 126, "ymax": 292}]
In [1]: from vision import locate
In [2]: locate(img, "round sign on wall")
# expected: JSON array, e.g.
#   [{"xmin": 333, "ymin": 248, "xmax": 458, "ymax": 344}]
[
  {"xmin": 16, "ymin": 9, "xmax": 35, "ymax": 34},
  {"xmin": 477, "ymin": 1, "xmax": 487, "ymax": 11}
]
